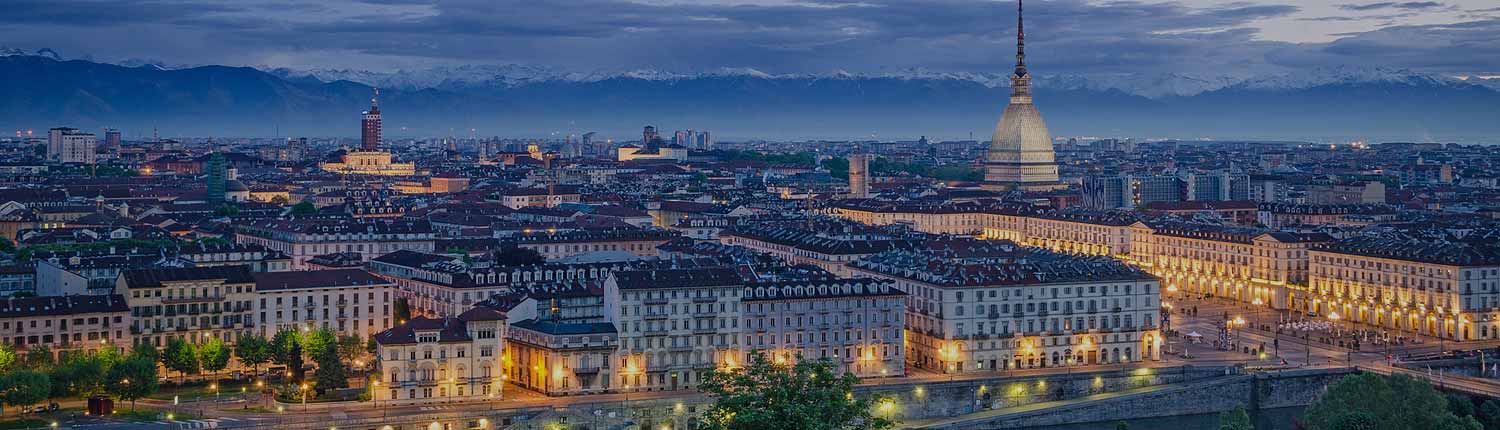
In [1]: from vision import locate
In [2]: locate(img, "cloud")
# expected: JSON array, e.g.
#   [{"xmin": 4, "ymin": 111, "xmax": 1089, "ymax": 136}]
[
  {"xmin": 1338, "ymin": 2, "xmax": 1445, "ymax": 11},
  {"xmin": 0, "ymin": 0, "xmax": 1493, "ymax": 78}
]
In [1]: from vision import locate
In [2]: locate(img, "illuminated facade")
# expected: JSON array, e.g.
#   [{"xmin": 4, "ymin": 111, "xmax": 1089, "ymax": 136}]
[
  {"xmin": 374, "ymin": 307, "xmax": 507, "ymax": 405},
  {"xmin": 741, "ymin": 279, "xmax": 906, "ymax": 378},
  {"xmin": 1129, "ymin": 221, "xmax": 1330, "ymax": 310},
  {"xmin": 604, "ymin": 267, "xmax": 745, "ymax": 392},
  {"xmin": 1302, "ymin": 231, "xmax": 1500, "ymax": 341},
  {"xmin": 847, "ymin": 240, "xmax": 1162, "ymax": 374}
]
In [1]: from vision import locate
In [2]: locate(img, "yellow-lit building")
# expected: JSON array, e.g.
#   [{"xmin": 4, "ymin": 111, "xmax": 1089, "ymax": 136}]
[
  {"xmin": 1129, "ymin": 221, "xmax": 1330, "ymax": 310},
  {"xmin": 319, "ymin": 150, "xmax": 416, "ymax": 176},
  {"xmin": 847, "ymin": 240, "xmax": 1162, "ymax": 374},
  {"xmin": 1303, "ymin": 231, "xmax": 1500, "ymax": 341}
]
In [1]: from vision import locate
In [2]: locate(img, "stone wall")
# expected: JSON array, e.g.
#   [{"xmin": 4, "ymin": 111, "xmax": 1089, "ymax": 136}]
[{"xmin": 918, "ymin": 367, "xmax": 1354, "ymax": 429}]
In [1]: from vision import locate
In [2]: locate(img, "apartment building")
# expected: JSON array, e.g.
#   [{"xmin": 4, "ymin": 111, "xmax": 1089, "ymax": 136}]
[
  {"xmin": 1303, "ymin": 229, "xmax": 1500, "ymax": 341},
  {"xmin": 741, "ymin": 279, "xmax": 906, "ymax": 378},
  {"xmin": 251, "ymin": 269, "xmax": 395, "ymax": 339},
  {"xmin": 0, "ymin": 294, "xmax": 130, "ymax": 359},
  {"xmin": 1129, "ymin": 221, "xmax": 1331, "ymax": 309},
  {"xmin": 511, "ymin": 228, "xmax": 675, "ymax": 260},
  {"xmin": 235, "ymin": 218, "xmax": 435, "ymax": 269},
  {"xmin": 373, "ymin": 307, "xmax": 507, "ymax": 405},
  {"xmin": 603, "ymin": 267, "xmax": 746, "ymax": 392},
  {"xmin": 847, "ymin": 240, "xmax": 1162, "ymax": 373},
  {"xmin": 119, "ymin": 265, "xmax": 257, "ymax": 348}
]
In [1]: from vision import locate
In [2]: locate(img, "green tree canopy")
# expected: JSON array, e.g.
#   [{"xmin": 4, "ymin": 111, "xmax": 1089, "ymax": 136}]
[
  {"xmin": 1304, "ymin": 373, "xmax": 1482, "ymax": 430},
  {"xmin": 289, "ymin": 201, "xmax": 316, "ymax": 215},
  {"xmin": 0, "ymin": 344, "xmax": 16, "ymax": 372},
  {"xmin": 161, "ymin": 338, "xmax": 200, "ymax": 381},
  {"xmin": 270, "ymin": 329, "xmax": 306, "ymax": 382},
  {"xmin": 234, "ymin": 335, "xmax": 273, "ymax": 376},
  {"xmin": 393, "ymin": 298, "xmax": 412, "ymax": 323},
  {"xmin": 698, "ymin": 352, "xmax": 894, "ymax": 430},
  {"xmin": 23, "ymin": 345, "xmax": 54, "ymax": 370},
  {"xmin": 0, "ymin": 369, "xmax": 51, "ymax": 409},
  {"xmin": 105, "ymin": 355, "xmax": 159, "ymax": 410},
  {"xmin": 1219, "ymin": 406, "xmax": 1253, "ymax": 430},
  {"xmin": 199, "ymin": 338, "xmax": 231, "ymax": 376}
]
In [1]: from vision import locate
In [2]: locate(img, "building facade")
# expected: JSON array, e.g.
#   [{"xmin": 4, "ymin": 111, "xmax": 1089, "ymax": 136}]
[
  {"xmin": 847, "ymin": 240, "xmax": 1163, "ymax": 373},
  {"xmin": 374, "ymin": 308, "xmax": 507, "ymax": 405}
]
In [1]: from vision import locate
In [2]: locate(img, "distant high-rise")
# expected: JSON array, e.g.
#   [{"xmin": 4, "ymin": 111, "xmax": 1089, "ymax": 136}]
[
  {"xmin": 104, "ymin": 128, "xmax": 121, "ymax": 148},
  {"xmin": 582, "ymin": 132, "xmax": 596, "ymax": 155},
  {"xmin": 695, "ymin": 131, "xmax": 713, "ymax": 150},
  {"xmin": 673, "ymin": 130, "xmax": 692, "ymax": 147},
  {"xmin": 361, "ymin": 88, "xmax": 382, "ymax": 152},
  {"xmin": 642, "ymin": 126, "xmax": 660, "ymax": 146},
  {"xmin": 205, "ymin": 152, "xmax": 227, "ymax": 204},
  {"xmin": 848, "ymin": 154, "xmax": 871, "ymax": 198},
  {"xmin": 1082, "ymin": 174, "xmax": 1183, "ymax": 209},
  {"xmin": 47, "ymin": 127, "xmax": 96, "ymax": 164},
  {"xmin": 983, "ymin": 0, "xmax": 1063, "ymax": 191}
]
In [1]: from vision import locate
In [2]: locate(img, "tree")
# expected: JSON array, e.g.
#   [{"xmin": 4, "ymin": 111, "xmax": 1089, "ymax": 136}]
[
  {"xmin": 1478, "ymin": 400, "xmax": 1500, "ymax": 430},
  {"xmin": 1304, "ymin": 373, "xmax": 1482, "ymax": 430},
  {"xmin": 1219, "ymin": 406, "xmax": 1253, "ymax": 430},
  {"xmin": 0, "ymin": 237, "xmax": 15, "ymax": 253},
  {"xmin": 199, "ymin": 338, "xmax": 231, "ymax": 377},
  {"xmin": 50, "ymin": 351, "xmax": 114, "ymax": 399},
  {"xmin": 1115, "ymin": 421, "xmax": 1131, "ymax": 430},
  {"xmin": 312, "ymin": 352, "xmax": 349, "ymax": 395},
  {"xmin": 308, "ymin": 330, "xmax": 348, "ymax": 395},
  {"xmin": 0, "ymin": 344, "xmax": 15, "ymax": 373},
  {"xmin": 0, "ymin": 370, "xmax": 51, "ymax": 412},
  {"xmin": 1450, "ymin": 393, "xmax": 1478, "ymax": 420},
  {"xmin": 289, "ymin": 201, "xmax": 316, "ymax": 215},
  {"xmin": 105, "ymin": 356, "xmax": 158, "ymax": 410},
  {"xmin": 161, "ymin": 338, "xmax": 200, "ymax": 382},
  {"xmin": 23, "ymin": 345, "xmax": 54, "ymax": 370},
  {"xmin": 212, "ymin": 204, "xmax": 240, "ymax": 217},
  {"xmin": 270, "ymin": 330, "xmax": 305, "ymax": 382},
  {"xmin": 234, "ymin": 335, "xmax": 273, "ymax": 377},
  {"xmin": 303, "ymin": 328, "xmax": 337, "ymax": 359},
  {"xmin": 493, "ymin": 247, "xmax": 545, "ymax": 267},
  {"xmin": 698, "ymin": 352, "xmax": 894, "ymax": 430},
  {"xmin": 337, "ymin": 335, "xmax": 366, "ymax": 364},
  {"xmin": 393, "ymin": 298, "xmax": 412, "ymax": 324},
  {"xmin": 130, "ymin": 342, "xmax": 160, "ymax": 363}
]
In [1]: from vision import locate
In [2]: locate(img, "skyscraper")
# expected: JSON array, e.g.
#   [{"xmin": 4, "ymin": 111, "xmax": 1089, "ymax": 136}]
[
  {"xmin": 983, "ymin": 0, "xmax": 1063, "ymax": 191},
  {"xmin": 361, "ymin": 88, "xmax": 382, "ymax": 152},
  {"xmin": 205, "ymin": 152, "xmax": 227, "ymax": 204}
]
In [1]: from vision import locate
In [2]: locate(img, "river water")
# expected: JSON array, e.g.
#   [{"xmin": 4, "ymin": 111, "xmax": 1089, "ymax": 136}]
[{"xmin": 1027, "ymin": 406, "xmax": 1306, "ymax": 430}]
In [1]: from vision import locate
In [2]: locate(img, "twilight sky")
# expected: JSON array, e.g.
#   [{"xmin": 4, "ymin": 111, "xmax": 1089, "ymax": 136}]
[{"xmin": 4, "ymin": 0, "xmax": 1498, "ymax": 77}]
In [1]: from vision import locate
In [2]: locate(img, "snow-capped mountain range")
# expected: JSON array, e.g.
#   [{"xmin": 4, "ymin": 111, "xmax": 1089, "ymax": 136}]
[
  {"xmin": 11, "ymin": 46, "xmax": 1494, "ymax": 99},
  {"xmin": 2, "ymin": 46, "xmax": 1498, "ymax": 141},
  {"xmin": 266, "ymin": 64, "xmax": 1500, "ymax": 99}
]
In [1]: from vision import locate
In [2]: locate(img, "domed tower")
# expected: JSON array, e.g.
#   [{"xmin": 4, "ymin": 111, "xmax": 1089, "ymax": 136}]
[{"xmin": 984, "ymin": 0, "xmax": 1064, "ymax": 191}]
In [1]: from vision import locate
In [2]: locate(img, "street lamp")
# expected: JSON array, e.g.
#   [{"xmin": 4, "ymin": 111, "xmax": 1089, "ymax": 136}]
[{"xmin": 301, "ymin": 382, "xmax": 310, "ymax": 411}]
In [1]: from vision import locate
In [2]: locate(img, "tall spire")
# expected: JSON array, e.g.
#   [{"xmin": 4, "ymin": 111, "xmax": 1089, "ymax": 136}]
[
  {"xmin": 1009, "ymin": 0, "xmax": 1032, "ymax": 101},
  {"xmin": 371, "ymin": 87, "xmax": 380, "ymax": 111},
  {"xmin": 1015, "ymin": 0, "xmax": 1026, "ymax": 78}
]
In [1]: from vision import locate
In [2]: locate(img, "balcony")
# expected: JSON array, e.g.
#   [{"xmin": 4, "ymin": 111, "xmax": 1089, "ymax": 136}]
[
  {"xmin": 643, "ymin": 313, "xmax": 669, "ymax": 321},
  {"xmin": 692, "ymin": 297, "xmax": 717, "ymax": 303},
  {"xmin": 644, "ymin": 298, "xmax": 670, "ymax": 305},
  {"xmin": 162, "ymin": 296, "xmax": 225, "ymax": 305},
  {"xmin": 643, "ymin": 328, "xmax": 670, "ymax": 337},
  {"xmin": 572, "ymin": 366, "xmax": 601, "ymax": 374}
]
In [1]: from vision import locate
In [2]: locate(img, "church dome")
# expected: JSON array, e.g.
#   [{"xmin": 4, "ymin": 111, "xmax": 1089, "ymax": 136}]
[{"xmin": 987, "ymin": 102, "xmax": 1054, "ymax": 164}]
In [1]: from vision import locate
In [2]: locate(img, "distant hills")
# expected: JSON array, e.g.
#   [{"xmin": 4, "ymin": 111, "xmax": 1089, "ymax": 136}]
[{"xmin": 2, "ymin": 52, "xmax": 1498, "ymax": 142}]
